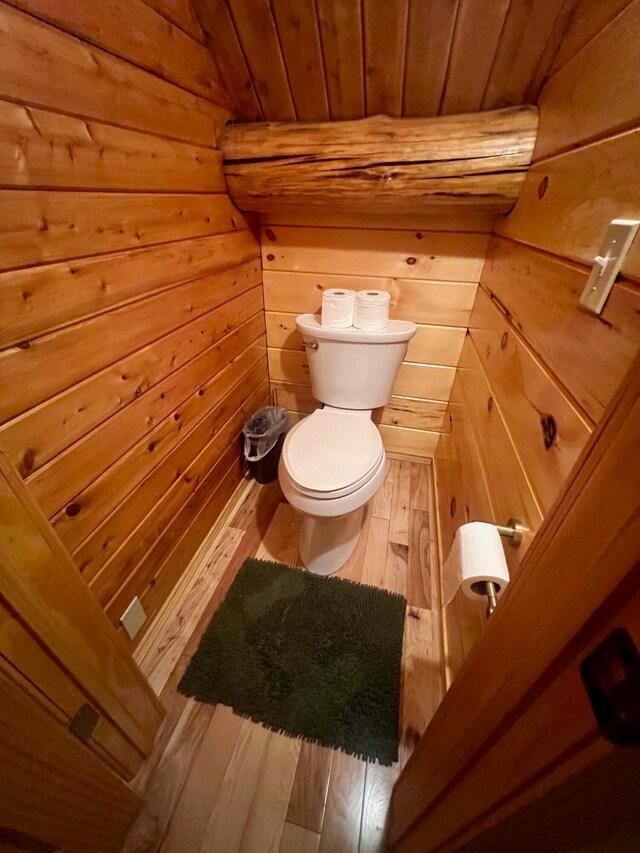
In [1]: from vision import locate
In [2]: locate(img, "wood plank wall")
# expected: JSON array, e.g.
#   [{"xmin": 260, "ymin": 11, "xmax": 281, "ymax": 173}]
[
  {"xmin": 0, "ymin": 0, "xmax": 269, "ymax": 648},
  {"xmin": 260, "ymin": 211, "xmax": 492, "ymax": 458},
  {"xmin": 435, "ymin": 1, "xmax": 640, "ymax": 683}
]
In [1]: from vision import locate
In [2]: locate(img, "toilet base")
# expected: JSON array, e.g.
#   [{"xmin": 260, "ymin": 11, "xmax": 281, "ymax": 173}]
[{"xmin": 299, "ymin": 507, "xmax": 364, "ymax": 575}]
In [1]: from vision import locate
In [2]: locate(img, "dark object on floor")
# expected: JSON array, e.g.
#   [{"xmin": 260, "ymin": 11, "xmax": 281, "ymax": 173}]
[
  {"xmin": 178, "ymin": 557, "xmax": 406, "ymax": 765},
  {"xmin": 242, "ymin": 406, "xmax": 289, "ymax": 484}
]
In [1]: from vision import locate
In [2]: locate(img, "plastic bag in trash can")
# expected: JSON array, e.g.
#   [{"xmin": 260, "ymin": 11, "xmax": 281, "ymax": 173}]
[{"xmin": 243, "ymin": 406, "xmax": 289, "ymax": 462}]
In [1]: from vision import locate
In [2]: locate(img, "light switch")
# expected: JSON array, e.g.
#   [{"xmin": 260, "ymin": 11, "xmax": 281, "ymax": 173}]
[{"xmin": 580, "ymin": 219, "xmax": 639, "ymax": 315}]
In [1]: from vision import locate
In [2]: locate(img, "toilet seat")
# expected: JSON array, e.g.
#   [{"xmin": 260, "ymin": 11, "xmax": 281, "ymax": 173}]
[{"xmin": 282, "ymin": 408, "xmax": 383, "ymax": 499}]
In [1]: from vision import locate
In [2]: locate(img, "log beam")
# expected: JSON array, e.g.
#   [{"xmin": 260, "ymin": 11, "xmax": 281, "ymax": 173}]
[{"xmin": 222, "ymin": 106, "xmax": 539, "ymax": 216}]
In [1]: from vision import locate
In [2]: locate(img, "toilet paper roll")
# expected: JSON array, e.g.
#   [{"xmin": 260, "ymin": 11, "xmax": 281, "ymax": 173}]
[
  {"xmin": 442, "ymin": 522, "xmax": 510, "ymax": 610},
  {"xmin": 321, "ymin": 288, "xmax": 355, "ymax": 328},
  {"xmin": 353, "ymin": 290, "xmax": 391, "ymax": 331}
]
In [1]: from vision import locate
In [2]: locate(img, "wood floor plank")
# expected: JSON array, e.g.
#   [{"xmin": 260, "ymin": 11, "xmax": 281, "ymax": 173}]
[
  {"xmin": 198, "ymin": 719, "xmax": 271, "ymax": 852},
  {"xmin": 338, "ymin": 503, "xmax": 372, "ymax": 584},
  {"xmin": 388, "ymin": 460, "xmax": 411, "ymax": 547},
  {"xmin": 255, "ymin": 502, "xmax": 301, "ymax": 566},
  {"xmin": 407, "ymin": 509, "xmax": 430, "ymax": 609},
  {"xmin": 140, "ymin": 528, "xmax": 244, "ymax": 695},
  {"xmin": 239, "ymin": 732, "xmax": 303, "ymax": 853},
  {"xmin": 130, "ymin": 657, "xmax": 194, "ymax": 797},
  {"xmin": 125, "ymin": 436, "xmax": 444, "ymax": 853},
  {"xmin": 160, "ymin": 704, "xmax": 243, "ymax": 853},
  {"xmin": 279, "ymin": 823, "xmax": 320, "ymax": 853},
  {"xmin": 384, "ymin": 541, "xmax": 409, "ymax": 598},
  {"xmin": 121, "ymin": 700, "xmax": 214, "ymax": 853},
  {"xmin": 400, "ymin": 607, "xmax": 435, "ymax": 769},
  {"xmin": 229, "ymin": 479, "xmax": 283, "ymax": 530},
  {"xmin": 359, "ymin": 761, "xmax": 401, "ymax": 853},
  {"xmin": 409, "ymin": 461, "xmax": 430, "ymax": 511},
  {"xmin": 318, "ymin": 751, "xmax": 366, "ymax": 853},
  {"xmin": 360, "ymin": 516, "xmax": 391, "ymax": 589},
  {"xmin": 286, "ymin": 742, "xmax": 334, "ymax": 833},
  {"xmin": 370, "ymin": 462, "xmax": 393, "ymax": 520},
  {"xmin": 225, "ymin": 482, "xmax": 285, "ymax": 572}
]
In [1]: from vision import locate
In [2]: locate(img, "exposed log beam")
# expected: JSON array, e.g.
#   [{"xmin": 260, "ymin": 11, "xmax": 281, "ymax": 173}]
[{"xmin": 222, "ymin": 106, "xmax": 539, "ymax": 215}]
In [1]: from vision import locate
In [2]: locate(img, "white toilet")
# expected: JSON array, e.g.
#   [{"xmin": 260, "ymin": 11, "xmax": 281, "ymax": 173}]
[{"xmin": 278, "ymin": 313, "xmax": 417, "ymax": 575}]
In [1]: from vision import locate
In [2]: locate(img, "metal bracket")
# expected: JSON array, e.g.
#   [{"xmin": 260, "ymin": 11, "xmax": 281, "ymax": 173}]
[{"xmin": 494, "ymin": 518, "xmax": 525, "ymax": 548}]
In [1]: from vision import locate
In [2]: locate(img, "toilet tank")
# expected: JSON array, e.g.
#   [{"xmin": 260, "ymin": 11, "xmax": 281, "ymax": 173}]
[{"xmin": 296, "ymin": 314, "xmax": 417, "ymax": 409}]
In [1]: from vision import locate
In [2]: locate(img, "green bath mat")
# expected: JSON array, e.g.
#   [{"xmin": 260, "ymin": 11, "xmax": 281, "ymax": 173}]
[{"xmin": 178, "ymin": 558, "xmax": 406, "ymax": 765}]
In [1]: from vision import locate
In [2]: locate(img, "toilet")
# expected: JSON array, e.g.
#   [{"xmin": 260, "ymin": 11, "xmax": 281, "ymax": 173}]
[{"xmin": 278, "ymin": 313, "xmax": 416, "ymax": 575}]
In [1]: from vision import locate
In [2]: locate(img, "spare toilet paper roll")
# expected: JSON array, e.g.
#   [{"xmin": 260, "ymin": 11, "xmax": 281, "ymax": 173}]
[
  {"xmin": 321, "ymin": 288, "xmax": 355, "ymax": 328},
  {"xmin": 353, "ymin": 290, "xmax": 391, "ymax": 331},
  {"xmin": 442, "ymin": 522, "xmax": 510, "ymax": 610}
]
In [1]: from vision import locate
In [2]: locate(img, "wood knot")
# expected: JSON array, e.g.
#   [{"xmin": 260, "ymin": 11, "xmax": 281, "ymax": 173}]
[
  {"xmin": 487, "ymin": 396, "xmax": 493, "ymax": 411},
  {"xmin": 541, "ymin": 414, "xmax": 557, "ymax": 449},
  {"xmin": 390, "ymin": 542, "xmax": 409, "ymax": 558},
  {"xmin": 501, "ymin": 331, "xmax": 508, "ymax": 349},
  {"xmin": 538, "ymin": 176, "xmax": 549, "ymax": 199},
  {"xmin": 406, "ymin": 257, "xmax": 416, "ymax": 265},
  {"xmin": 265, "ymin": 227, "xmax": 276, "ymax": 241},
  {"xmin": 450, "ymin": 497, "xmax": 456, "ymax": 517},
  {"xmin": 266, "ymin": 253, "xmax": 275, "ymax": 261},
  {"xmin": 65, "ymin": 503, "xmax": 81, "ymax": 517},
  {"xmin": 22, "ymin": 448, "xmax": 36, "ymax": 474}
]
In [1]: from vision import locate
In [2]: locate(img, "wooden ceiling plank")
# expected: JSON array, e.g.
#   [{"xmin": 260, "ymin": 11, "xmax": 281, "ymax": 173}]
[
  {"xmin": 524, "ymin": 0, "xmax": 581, "ymax": 103},
  {"xmin": 227, "ymin": 0, "xmax": 297, "ymax": 121},
  {"xmin": 271, "ymin": 0, "xmax": 330, "ymax": 122},
  {"xmin": 191, "ymin": 0, "xmax": 263, "ymax": 121},
  {"xmin": 549, "ymin": 0, "xmax": 634, "ymax": 75},
  {"xmin": 141, "ymin": 0, "xmax": 205, "ymax": 41},
  {"xmin": 535, "ymin": 0, "xmax": 640, "ymax": 160},
  {"xmin": 363, "ymin": 0, "xmax": 409, "ymax": 116},
  {"xmin": 482, "ymin": 0, "xmax": 574, "ymax": 110},
  {"xmin": 440, "ymin": 0, "xmax": 510, "ymax": 115},
  {"xmin": 403, "ymin": 0, "xmax": 459, "ymax": 117},
  {"xmin": 316, "ymin": 0, "xmax": 364, "ymax": 120}
]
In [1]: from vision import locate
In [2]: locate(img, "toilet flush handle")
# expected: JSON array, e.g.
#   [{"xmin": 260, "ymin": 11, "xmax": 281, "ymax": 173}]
[{"xmin": 304, "ymin": 340, "xmax": 319, "ymax": 351}]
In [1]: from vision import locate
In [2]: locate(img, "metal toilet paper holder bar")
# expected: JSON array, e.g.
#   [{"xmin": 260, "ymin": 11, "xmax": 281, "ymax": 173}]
[
  {"xmin": 481, "ymin": 518, "xmax": 525, "ymax": 618},
  {"xmin": 495, "ymin": 517, "xmax": 524, "ymax": 548}
]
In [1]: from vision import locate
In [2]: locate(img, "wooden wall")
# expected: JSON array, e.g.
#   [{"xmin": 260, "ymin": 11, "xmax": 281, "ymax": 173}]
[
  {"xmin": 260, "ymin": 211, "xmax": 492, "ymax": 457},
  {"xmin": 435, "ymin": 0, "xmax": 640, "ymax": 683},
  {"xmin": 0, "ymin": 0, "xmax": 269, "ymax": 646}
]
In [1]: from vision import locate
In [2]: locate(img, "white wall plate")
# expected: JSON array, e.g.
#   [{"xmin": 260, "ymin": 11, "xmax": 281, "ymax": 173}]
[{"xmin": 580, "ymin": 219, "xmax": 640, "ymax": 315}]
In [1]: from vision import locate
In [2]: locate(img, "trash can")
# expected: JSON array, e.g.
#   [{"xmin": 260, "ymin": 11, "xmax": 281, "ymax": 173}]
[{"xmin": 242, "ymin": 406, "xmax": 289, "ymax": 484}]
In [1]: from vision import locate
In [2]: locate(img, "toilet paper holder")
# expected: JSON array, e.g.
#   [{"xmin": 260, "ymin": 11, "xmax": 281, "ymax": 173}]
[
  {"xmin": 481, "ymin": 518, "xmax": 524, "ymax": 618},
  {"xmin": 494, "ymin": 518, "xmax": 524, "ymax": 548}
]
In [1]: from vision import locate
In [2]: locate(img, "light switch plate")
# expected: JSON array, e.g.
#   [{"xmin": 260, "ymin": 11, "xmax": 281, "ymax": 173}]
[
  {"xmin": 120, "ymin": 596, "xmax": 147, "ymax": 640},
  {"xmin": 580, "ymin": 219, "xmax": 639, "ymax": 315}
]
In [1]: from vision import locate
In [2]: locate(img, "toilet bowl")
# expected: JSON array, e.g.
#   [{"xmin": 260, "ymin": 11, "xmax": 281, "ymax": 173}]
[
  {"xmin": 278, "ymin": 313, "xmax": 416, "ymax": 575},
  {"xmin": 278, "ymin": 407, "xmax": 387, "ymax": 575}
]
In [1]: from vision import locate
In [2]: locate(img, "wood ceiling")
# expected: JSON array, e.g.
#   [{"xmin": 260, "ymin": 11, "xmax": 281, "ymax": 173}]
[{"xmin": 193, "ymin": 0, "xmax": 582, "ymax": 123}]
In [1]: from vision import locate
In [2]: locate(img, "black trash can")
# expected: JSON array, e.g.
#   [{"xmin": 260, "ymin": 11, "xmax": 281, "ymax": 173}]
[{"xmin": 243, "ymin": 406, "xmax": 289, "ymax": 484}]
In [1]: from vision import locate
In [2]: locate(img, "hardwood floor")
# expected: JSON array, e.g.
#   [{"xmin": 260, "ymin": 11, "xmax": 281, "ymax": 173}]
[{"xmin": 123, "ymin": 456, "xmax": 443, "ymax": 853}]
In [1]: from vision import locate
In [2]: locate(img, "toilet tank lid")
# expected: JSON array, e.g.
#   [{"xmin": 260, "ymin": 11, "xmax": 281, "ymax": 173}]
[{"xmin": 296, "ymin": 314, "xmax": 416, "ymax": 343}]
